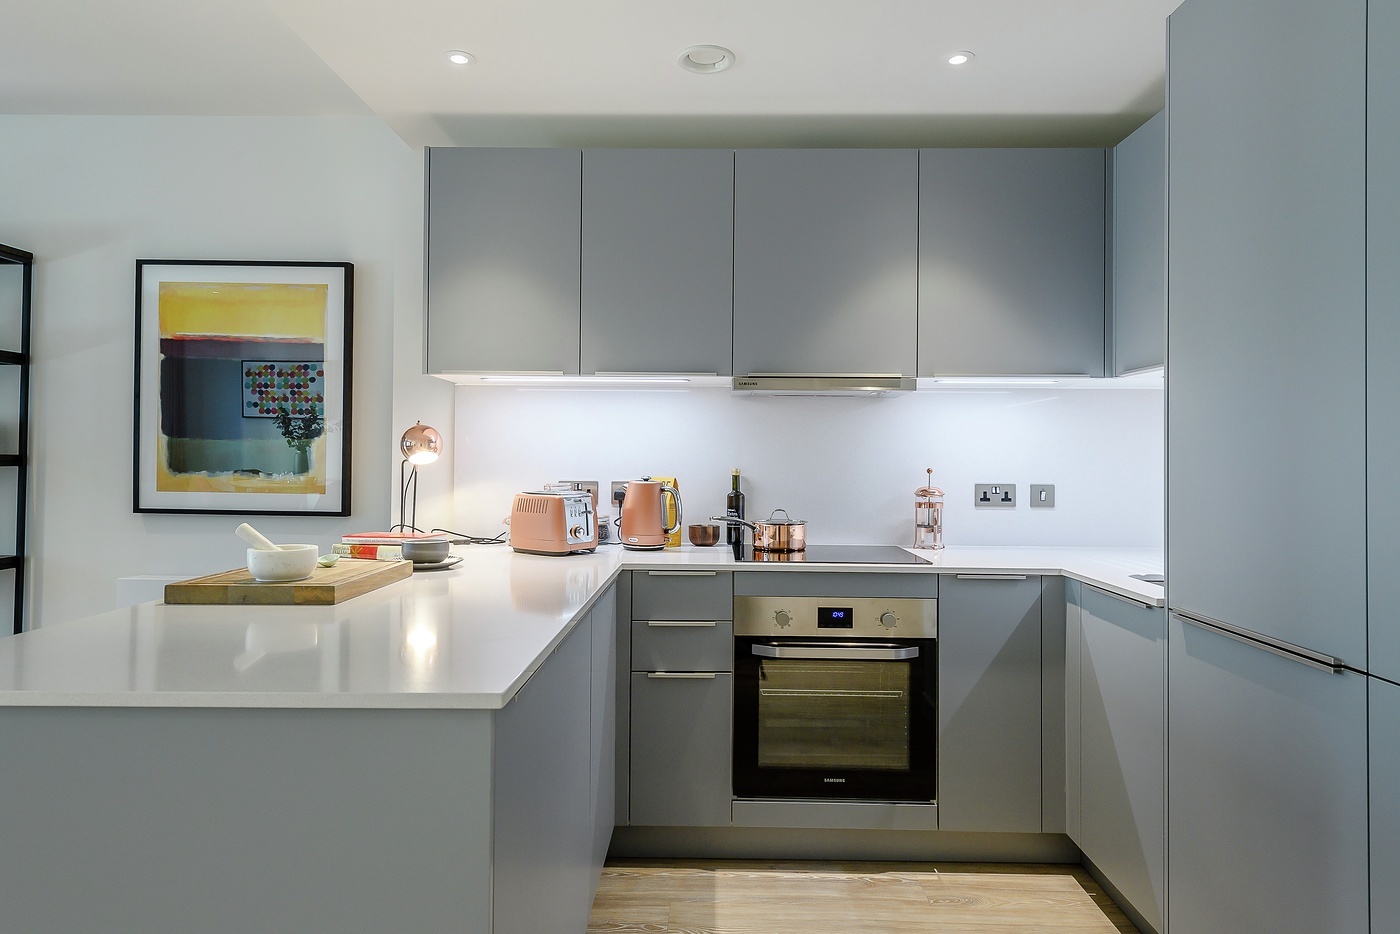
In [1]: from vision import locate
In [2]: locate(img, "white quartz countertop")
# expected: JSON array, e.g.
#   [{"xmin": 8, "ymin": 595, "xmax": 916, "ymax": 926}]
[{"xmin": 0, "ymin": 544, "xmax": 1162, "ymax": 709}]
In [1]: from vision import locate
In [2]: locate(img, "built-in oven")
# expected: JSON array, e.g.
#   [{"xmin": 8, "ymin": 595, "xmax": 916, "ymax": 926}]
[{"xmin": 733, "ymin": 593, "xmax": 938, "ymax": 802}]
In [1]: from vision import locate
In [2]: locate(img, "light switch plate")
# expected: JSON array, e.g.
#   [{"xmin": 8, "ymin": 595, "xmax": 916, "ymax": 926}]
[
  {"xmin": 1030, "ymin": 484, "xmax": 1055, "ymax": 508},
  {"xmin": 974, "ymin": 484, "xmax": 1016, "ymax": 508}
]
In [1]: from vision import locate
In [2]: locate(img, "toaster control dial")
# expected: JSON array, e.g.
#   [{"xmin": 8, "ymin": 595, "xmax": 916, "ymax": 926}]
[
  {"xmin": 773, "ymin": 609, "xmax": 792, "ymax": 630},
  {"xmin": 569, "ymin": 525, "xmax": 585, "ymax": 539},
  {"xmin": 879, "ymin": 611, "xmax": 898, "ymax": 630}
]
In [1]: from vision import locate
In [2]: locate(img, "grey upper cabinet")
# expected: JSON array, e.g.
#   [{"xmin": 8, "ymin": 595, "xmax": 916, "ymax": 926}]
[
  {"xmin": 1111, "ymin": 112, "xmax": 1166, "ymax": 376},
  {"xmin": 937, "ymin": 574, "xmax": 1042, "ymax": 833},
  {"xmin": 426, "ymin": 147, "xmax": 582, "ymax": 375},
  {"xmin": 1078, "ymin": 586, "xmax": 1164, "ymax": 934},
  {"xmin": 581, "ymin": 149, "xmax": 733, "ymax": 376},
  {"xmin": 1166, "ymin": 0, "xmax": 1367, "ymax": 662},
  {"xmin": 1168, "ymin": 615, "xmax": 1368, "ymax": 934},
  {"xmin": 732, "ymin": 149, "xmax": 918, "ymax": 377},
  {"xmin": 918, "ymin": 148, "xmax": 1106, "ymax": 377},
  {"xmin": 1369, "ymin": 0, "xmax": 1400, "ymax": 684},
  {"xmin": 1372, "ymin": 677, "xmax": 1400, "ymax": 934}
]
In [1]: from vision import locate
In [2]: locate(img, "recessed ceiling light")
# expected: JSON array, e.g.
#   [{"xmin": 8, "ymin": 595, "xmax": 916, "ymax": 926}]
[
  {"xmin": 947, "ymin": 51, "xmax": 975, "ymax": 66},
  {"xmin": 444, "ymin": 50, "xmax": 475, "ymax": 66},
  {"xmin": 678, "ymin": 45, "xmax": 735, "ymax": 74}
]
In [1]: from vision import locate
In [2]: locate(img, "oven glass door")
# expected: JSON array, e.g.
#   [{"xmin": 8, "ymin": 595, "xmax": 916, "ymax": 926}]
[{"xmin": 733, "ymin": 637, "xmax": 937, "ymax": 801}]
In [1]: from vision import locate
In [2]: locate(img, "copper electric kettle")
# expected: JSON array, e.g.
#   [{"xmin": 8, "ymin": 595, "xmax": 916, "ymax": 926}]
[{"xmin": 619, "ymin": 478, "xmax": 682, "ymax": 551}]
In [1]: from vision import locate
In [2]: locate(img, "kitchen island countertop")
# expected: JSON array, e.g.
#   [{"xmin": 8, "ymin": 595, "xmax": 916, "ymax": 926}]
[{"xmin": 0, "ymin": 544, "xmax": 1161, "ymax": 709}]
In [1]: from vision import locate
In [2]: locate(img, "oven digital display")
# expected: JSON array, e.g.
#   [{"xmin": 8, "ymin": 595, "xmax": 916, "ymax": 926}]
[{"xmin": 817, "ymin": 607, "xmax": 855, "ymax": 629}]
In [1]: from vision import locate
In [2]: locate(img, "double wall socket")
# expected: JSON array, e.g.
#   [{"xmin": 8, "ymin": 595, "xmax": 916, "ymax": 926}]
[
  {"xmin": 610, "ymin": 480, "xmax": 629, "ymax": 509},
  {"xmin": 975, "ymin": 484, "xmax": 1016, "ymax": 508}
]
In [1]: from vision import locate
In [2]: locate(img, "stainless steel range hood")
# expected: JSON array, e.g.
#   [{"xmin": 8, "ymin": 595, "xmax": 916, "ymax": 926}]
[{"xmin": 731, "ymin": 375, "xmax": 916, "ymax": 396}]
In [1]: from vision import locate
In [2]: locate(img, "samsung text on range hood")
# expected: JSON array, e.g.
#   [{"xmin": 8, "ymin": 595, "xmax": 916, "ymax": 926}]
[{"xmin": 731, "ymin": 375, "xmax": 915, "ymax": 396}]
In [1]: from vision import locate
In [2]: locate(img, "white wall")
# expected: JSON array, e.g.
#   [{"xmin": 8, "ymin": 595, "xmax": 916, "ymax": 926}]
[
  {"xmin": 0, "ymin": 115, "xmax": 450, "ymax": 625},
  {"xmin": 453, "ymin": 384, "xmax": 1165, "ymax": 548}
]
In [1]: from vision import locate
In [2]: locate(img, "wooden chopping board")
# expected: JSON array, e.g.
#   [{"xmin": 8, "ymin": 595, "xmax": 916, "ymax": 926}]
[{"xmin": 164, "ymin": 558, "xmax": 413, "ymax": 606}]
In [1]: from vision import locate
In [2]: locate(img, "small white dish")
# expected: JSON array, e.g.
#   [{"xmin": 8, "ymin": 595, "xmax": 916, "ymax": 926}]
[{"xmin": 411, "ymin": 555, "xmax": 463, "ymax": 572}]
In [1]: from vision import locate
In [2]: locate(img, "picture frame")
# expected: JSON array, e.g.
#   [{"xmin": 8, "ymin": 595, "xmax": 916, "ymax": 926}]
[{"xmin": 133, "ymin": 260, "xmax": 353, "ymax": 515}]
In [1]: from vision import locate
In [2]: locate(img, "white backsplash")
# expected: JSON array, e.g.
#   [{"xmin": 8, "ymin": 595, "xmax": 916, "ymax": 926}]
[{"xmin": 452, "ymin": 384, "xmax": 1164, "ymax": 548}]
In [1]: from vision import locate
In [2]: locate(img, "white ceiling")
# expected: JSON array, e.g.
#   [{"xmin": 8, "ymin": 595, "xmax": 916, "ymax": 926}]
[{"xmin": 1, "ymin": 0, "xmax": 1183, "ymax": 148}]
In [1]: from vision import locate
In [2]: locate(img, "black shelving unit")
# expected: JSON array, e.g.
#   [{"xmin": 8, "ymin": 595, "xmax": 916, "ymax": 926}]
[{"xmin": 0, "ymin": 244, "xmax": 31, "ymax": 634}]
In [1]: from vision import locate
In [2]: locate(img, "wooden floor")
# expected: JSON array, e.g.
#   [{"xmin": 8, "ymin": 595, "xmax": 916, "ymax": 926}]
[{"xmin": 588, "ymin": 859, "xmax": 1139, "ymax": 934}]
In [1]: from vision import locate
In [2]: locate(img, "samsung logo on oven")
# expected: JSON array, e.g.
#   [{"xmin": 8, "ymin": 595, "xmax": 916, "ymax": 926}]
[{"xmin": 823, "ymin": 778, "xmax": 846, "ymax": 783}]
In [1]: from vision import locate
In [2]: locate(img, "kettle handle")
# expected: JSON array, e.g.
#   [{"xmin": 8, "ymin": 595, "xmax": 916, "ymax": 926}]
[{"xmin": 661, "ymin": 484, "xmax": 683, "ymax": 535}]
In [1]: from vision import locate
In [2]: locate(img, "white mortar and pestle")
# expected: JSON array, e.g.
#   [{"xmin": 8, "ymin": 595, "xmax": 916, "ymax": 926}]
[{"xmin": 235, "ymin": 523, "xmax": 324, "ymax": 582}]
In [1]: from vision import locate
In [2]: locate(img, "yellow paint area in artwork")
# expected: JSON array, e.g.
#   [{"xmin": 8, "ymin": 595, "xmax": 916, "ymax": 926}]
[
  {"xmin": 159, "ymin": 281, "xmax": 327, "ymax": 340},
  {"xmin": 155, "ymin": 435, "xmax": 329, "ymax": 495}
]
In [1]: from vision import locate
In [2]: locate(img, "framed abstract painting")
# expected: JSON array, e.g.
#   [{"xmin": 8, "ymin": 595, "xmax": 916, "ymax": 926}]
[{"xmin": 133, "ymin": 260, "xmax": 353, "ymax": 515}]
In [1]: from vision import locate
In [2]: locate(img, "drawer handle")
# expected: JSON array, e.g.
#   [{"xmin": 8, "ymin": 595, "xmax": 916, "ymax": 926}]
[
  {"xmin": 646, "ymin": 672, "xmax": 718, "ymax": 679},
  {"xmin": 1084, "ymin": 584, "xmax": 1155, "ymax": 610},
  {"xmin": 645, "ymin": 570, "xmax": 718, "ymax": 577},
  {"xmin": 955, "ymin": 574, "xmax": 1028, "ymax": 581},
  {"xmin": 1172, "ymin": 610, "xmax": 1349, "ymax": 674},
  {"xmin": 645, "ymin": 620, "xmax": 719, "ymax": 628}
]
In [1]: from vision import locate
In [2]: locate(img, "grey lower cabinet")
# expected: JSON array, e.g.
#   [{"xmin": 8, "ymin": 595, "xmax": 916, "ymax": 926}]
[
  {"xmin": 628, "ymin": 570, "xmax": 733, "ymax": 827},
  {"xmin": 494, "ymin": 588, "xmax": 619, "ymax": 934},
  {"xmin": 937, "ymin": 574, "xmax": 1042, "ymax": 832},
  {"xmin": 1166, "ymin": 0, "xmax": 1367, "ymax": 663},
  {"xmin": 1167, "ymin": 614, "xmax": 1368, "ymax": 934},
  {"xmin": 1073, "ymin": 584, "xmax": 1164, "ymax": 934},
  {"xmin": 580, "ymin": 149, "xmax": 733, "ymax": 376},
  {"xmin": 426, "ymin": 147, "xmax": 582, "ymax": 375},
  {"xmin": 732, "ymin": 149, "xmax": 918, "ymax": 378},
  {"xmin": 1369, "ymin": 0, "xmax": 1400, "ymax": 685},
  {"xmin": 918, "ymin": 148, "xmax": 1106, "ymax": 378},
  {"xmin": 1111, "ymin": 111, "xmax": 1165, "ymax": 376},
  {"xmin": 1372, "ymin": 677, "xmax": 1400, "ymax": 933}
]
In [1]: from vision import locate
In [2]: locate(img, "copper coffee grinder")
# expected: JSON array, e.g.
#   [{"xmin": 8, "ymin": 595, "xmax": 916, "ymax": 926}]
[{"xmin": 914, "ymin": 468, "xmax": 945, "ymax": 550}]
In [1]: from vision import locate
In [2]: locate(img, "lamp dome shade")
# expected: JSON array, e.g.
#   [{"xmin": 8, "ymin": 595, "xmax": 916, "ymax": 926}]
[{"xmin": 400, "ymin": 422, "xmax": 442, "ymax": 465}]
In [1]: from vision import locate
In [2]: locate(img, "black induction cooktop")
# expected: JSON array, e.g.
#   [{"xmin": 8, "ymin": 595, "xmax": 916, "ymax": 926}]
[{"xmin": 738, "ymin": 545, "xmax": 931, "ymax": 565}]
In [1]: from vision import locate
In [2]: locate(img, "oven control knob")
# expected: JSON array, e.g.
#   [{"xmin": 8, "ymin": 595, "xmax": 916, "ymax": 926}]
[
  {"xmin": 879, "ymin": 611, "xmax": 898, "ymax": 629},
  {"xmin": 773, "ymin": 609, "xmax": 792, "ymax": 629}
]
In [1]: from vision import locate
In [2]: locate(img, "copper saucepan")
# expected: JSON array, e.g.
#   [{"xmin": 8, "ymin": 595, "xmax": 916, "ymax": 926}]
[{"xmin": 710, "ymin": 508, "xmax": 807, "ymax": 552}]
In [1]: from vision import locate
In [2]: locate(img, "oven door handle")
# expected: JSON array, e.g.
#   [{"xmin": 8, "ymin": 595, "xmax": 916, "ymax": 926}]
[{"xmin": 751, "ymin": 643, "xmax": 920, "ymax": 661}]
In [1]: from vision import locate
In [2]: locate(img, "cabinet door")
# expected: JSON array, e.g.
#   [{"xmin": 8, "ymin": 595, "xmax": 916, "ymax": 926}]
[
  {"xmin": 426, "ymin": 147, "xmax": 581, "ymax": 374},
  {"xmin": 1111, "ymin": 111, "xmax": 1165, "ymax": 375},
  {"xmin": 918, "ymin": 148, "xmax": 1105, "ymax": 377},
  {"xmin": 581, "ymin": 149, "xmax": 733, "ymax": 375},
  {"xmin": 733, "ymin": 149, "xmax": 917, "ymax": 377},
  {"xmin": 1166, "ymin": 0, "xmax": 1366, "ymax": 661},
  {"xmin": 493, "ymin": 611, "xmax": 595, "ymax": 934},
  {"xmin": 1079, "ymin": 586, "xmax": 1164, "ymax": 934},
  {"xmin": 1168, "ymin": 615, "xmax": 1368, "ymax": 934},
  {"xmin": 630, "ymin": 672, "xmax": 732, "ymax": 827},
  {"xmin": 937, "ymin": 575, "xmax": 1042, "ymax": 832},
  {"xmin": 1372, "ymin": 677, "xmax": 1400, "ymax": 934},
  {"xmin": 1369, "ymin": 0, "xmax": 1400, "ymax": 684}
]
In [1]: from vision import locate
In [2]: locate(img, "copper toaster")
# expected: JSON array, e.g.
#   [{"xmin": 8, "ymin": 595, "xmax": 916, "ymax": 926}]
[{"xmin": 510, "ymin": 491, "xmax": 599, "ymax": 556}]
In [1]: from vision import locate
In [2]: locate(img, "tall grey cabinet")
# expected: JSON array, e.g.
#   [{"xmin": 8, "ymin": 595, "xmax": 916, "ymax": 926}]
[
  {"xmin": 1111, "ymin": 112, "xmax": 1166, "ymax": 376},
  {"xmin": 580, "ymin": 149, "xmax": 733, "ymax": 376},
  {"xmin": 1369, "ymin": 0, "xmax": 1400, "ymax": 686},
  {"xmin": 732, "ymin": 149, "xmax": 918, "ymax": 378},
  {"xmin": 1166, "ymin": 0, "xmax": 1372, "ymax": 930},
  {"xmin": 425, "ymin": 147, "xmax": 582, "ymax": 375},
  {"xmin": 918, "ymin": 148, "xmax": 1106, "ymax": 378},
  {"xmin": 1373, "ymin": 678, "xmax": 1400, "ymax": 933},
  {"xmin": 0, "ymin": 245, "xmax": 30, "ymax": 635}
]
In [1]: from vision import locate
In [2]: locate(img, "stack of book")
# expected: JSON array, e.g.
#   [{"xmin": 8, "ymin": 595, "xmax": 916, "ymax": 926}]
[{"xmin": 333, "ymin": 530, "xmax": 448, "ymax": 561}]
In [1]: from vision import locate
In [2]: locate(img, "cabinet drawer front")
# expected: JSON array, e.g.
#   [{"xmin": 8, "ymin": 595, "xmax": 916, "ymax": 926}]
[
  {"xmin": 632, "ymin": 570, "xmax": 732, "ymax": 621},
  {"xmin": 631, "ymin": 619, "xmax": 733, "ymax": 673}
]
